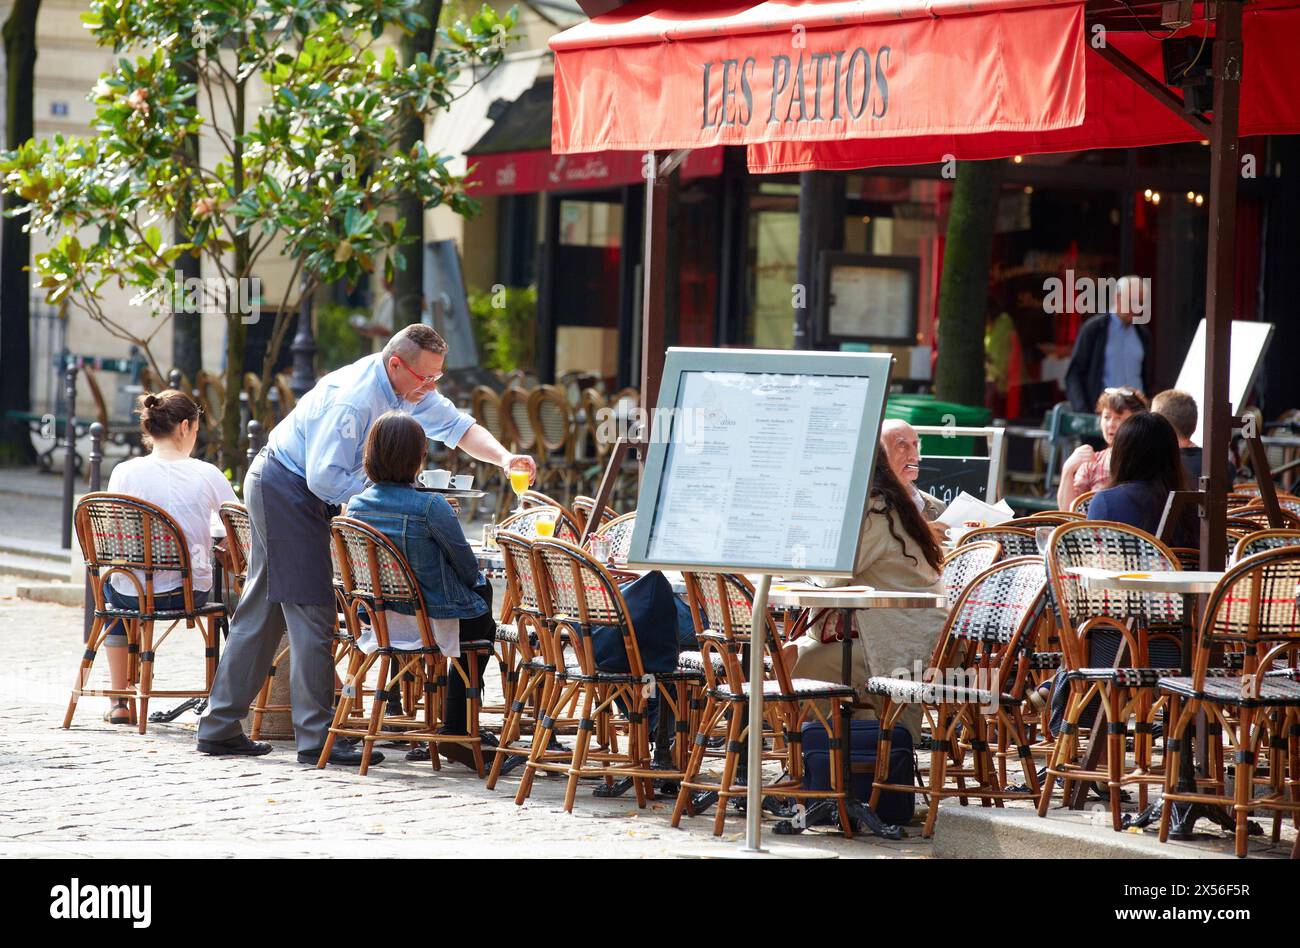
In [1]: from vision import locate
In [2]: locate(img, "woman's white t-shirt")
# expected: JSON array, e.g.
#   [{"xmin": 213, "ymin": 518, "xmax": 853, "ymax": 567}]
[{"xmin": 105, "ymin": 454, "xmax": 238, "ymax": 597}]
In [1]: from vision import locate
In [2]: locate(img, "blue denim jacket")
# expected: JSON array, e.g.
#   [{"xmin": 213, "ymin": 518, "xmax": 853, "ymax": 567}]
[{"xmin": 345, "ymin": 482, "xmax": 487, "ymax": 620}]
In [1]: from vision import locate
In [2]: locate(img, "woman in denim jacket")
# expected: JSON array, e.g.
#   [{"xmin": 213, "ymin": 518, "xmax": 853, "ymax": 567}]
[{"xmin": 346, "ymin": 411, "xmax": 499, "ymax": 768}]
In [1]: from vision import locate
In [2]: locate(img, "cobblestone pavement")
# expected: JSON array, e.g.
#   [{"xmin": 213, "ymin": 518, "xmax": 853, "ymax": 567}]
[{"xmin": 0, "ymin": 575, "xmax": 926, "ymax": 859}]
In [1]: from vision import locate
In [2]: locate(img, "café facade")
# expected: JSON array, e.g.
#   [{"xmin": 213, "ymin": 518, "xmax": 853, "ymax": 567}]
[{"xmin": 460, "ymin": 2, "xmax": 1300, "ymax": 427}]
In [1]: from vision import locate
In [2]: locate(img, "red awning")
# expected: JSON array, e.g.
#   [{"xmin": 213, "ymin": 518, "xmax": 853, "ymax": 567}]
[
  {"xmin": 748, "ymin": 2, "xmax": 1300, "ymax": 171},
  {"xmin": 467, "ymin": 146, "xmax": 724, "ymax": 196},
  {"xmin": 550, "ymin": 0, "xmax": 1088, "ymax": 154}
]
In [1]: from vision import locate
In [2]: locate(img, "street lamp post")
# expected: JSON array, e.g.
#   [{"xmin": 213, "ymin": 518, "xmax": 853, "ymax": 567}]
[{"xmin": 289, "ymin": 276, "xmax": 317, "ymax": 398}]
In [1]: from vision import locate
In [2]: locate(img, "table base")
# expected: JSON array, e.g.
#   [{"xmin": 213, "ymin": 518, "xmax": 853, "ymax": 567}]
[{"xmin": 149, "ymin": 696, "xmax": 206, "ymax": 723}]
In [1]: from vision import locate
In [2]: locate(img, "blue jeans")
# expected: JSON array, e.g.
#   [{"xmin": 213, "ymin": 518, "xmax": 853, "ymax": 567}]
[{"xmin": 103, "ymin": 585, "xmax": 209, "ymax": 647}]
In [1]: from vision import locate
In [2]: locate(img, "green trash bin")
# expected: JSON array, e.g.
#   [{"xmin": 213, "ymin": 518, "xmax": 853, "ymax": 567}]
[{"xmin": 884, "ymin": 395, "xmax": 990, "ymax": 456}]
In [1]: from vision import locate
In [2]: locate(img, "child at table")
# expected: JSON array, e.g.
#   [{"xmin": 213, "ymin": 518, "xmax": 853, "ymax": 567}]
[
  {"xmin": 101, "ymin": 390, "xmax": 237, "ymax": 724},
  {"xmin": 345, "ymin": 411, "xmax": 496, "ymax": 768}
]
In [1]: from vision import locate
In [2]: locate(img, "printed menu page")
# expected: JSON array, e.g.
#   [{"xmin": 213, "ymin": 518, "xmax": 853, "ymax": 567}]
[{"xmin": 646, "ymin": 370, "xmax": 871, "ymax": 570}]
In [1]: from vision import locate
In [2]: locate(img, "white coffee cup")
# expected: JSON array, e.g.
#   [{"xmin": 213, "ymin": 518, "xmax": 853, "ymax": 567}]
[
  {"xmin": 418, "ymin": 469, "xmax": 451, "ymax": 489},
  {"xmin": 450, "ymin": 474, "xmax": 473, "ymax": 490}
]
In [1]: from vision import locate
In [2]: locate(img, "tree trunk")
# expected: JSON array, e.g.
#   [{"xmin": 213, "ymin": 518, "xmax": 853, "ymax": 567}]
[
  {"xmin": 935, "ymin": 160, "xmax": 1004, "ymax": 407},
  {"xmin": 390, "ymin": 0, "xmax": 443, "ymax": 329},
  {"xmin": 222, "ymin": 78, "xmax": 248, "ymax": 482},
  {"xmin": 172, "ymin": 37, "xmax": 201, "ymax": 385},
  {"xmin": 0, "ymin": 0, "xmax": 41, "ymax": 466}
]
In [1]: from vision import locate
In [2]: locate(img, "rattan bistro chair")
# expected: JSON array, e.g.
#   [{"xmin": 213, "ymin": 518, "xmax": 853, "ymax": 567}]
[
  {"xmin": 672, "ymin": 571, "xmax": 858, "ymax": 838},
  {"xmin": 485, "ymin": 531, "xmax": 571, "ymax": 789},
  {"xmin": 572, "ymin": 494, "xmax": 619, "ymax": 535},
  {"xmin": 1069, "ymin": 490, "xmax": 1097, "ymax": 517},
  {"xmin": 866, "ymin": 558, "xmax": 1049, "ymax": 837},
  {"xmin": 220, "ymin": 502, "xmax": 281, "ymax": 739},
  {"xmin": 1157, "ymin": 546, "xmax": 1300, "ymax": 857},
  {"xmin": 513, "ymin": 539, "xmax": 700, "ymax": 812},
  {"xmin": 957, "ymin": 526, "xmax": 1039, "ymax": 559},
  {"xmin": 65, "ymin": 494, "xmax": 226, "ymax": 733},
  {"xmin": 593, "ymin": 511, "xmax": 638, "ymax": 564},
  {"xmin": 940, "ymin": 541, "xmax": 1002, "ymax": 602},
  {"xmin": 322, "ymin": 518, "xmax": 494, "ymax": 776},
  {"xmin": 529, "ymin": 385, "xmax": 583, "ymax": 505},
  {"xmin": 1037, "ymin": 521, "xmax": 1187, "ymax": 828},
  {"xmin": 499, "ymin": 506, "xmax": 581, "ymax": 544},
  {"xmin": 1233, "ymin": 529, "xmax": 1300, "ymax": 562}
]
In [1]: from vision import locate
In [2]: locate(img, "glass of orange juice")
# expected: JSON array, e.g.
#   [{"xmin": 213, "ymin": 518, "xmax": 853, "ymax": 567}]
[
  {"xmin": 535, "ymin": 511, "xmax": 557, "ymax": 538},
  {"xmin": 509, "ymin": 467, "xmax": 530, "ymax": 515}
]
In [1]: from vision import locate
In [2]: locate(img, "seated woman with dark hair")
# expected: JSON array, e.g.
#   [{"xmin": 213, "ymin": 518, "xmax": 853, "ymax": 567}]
[
  {"xmin": 1087, "ymin": 411, "xmax": 1195, "ymax": 548},
  {"xmin": 345, "ymin": 410, "xmax": 497, "ymax": 768},
  {"xmin": 788, "ymin": 449, "xmax": 948, "ymax": 740},
  {"xmin": 1045, "ymin": 410, "xmax": 1190, "ymax": 742}
]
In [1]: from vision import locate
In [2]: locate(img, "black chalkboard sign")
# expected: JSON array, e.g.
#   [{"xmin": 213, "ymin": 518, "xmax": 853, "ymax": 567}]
[{"xmin": 915, "ymin": 456, "xmax": 992, "ymax": 507}]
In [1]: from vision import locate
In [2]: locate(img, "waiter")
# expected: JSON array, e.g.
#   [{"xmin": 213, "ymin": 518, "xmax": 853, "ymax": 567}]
[{"xmin": 196, "ymin": 325, "xmax": 535, "ymax": 766}]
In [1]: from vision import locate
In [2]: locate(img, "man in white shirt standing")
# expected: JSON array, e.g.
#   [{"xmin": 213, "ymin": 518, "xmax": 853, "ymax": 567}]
[
  {"xmin": 197, "ymin": 325, "xmax": 534, "ymax": 765},
  {"xmin": 880, "ymin": 419, "xmax": 948, "ymax": 541}
]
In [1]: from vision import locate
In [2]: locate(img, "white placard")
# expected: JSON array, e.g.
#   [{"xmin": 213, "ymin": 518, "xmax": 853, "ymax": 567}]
[
  {"xmin": 644, "ymin": 370, "xmax": 870, "ymax": 572},
  {"xmin": 1173, "ymin": 319, "xmax": 1274, "ymax": 446}
]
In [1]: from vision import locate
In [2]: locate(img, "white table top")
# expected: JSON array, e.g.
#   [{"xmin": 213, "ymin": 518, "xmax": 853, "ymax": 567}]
[
  {"xmin": 1064, "ymin": 567, "xmax": 1225, "ymax": 595},
  {"xmin": 767, "ymin": 583, "xmax": 947, "ymax": 610}
]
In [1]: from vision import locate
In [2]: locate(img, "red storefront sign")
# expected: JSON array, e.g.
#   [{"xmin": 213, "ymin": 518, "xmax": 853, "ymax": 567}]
[
  {"xmin": 467, "ymin": 146, "xmax": 725, "ymax": 196},
  {"xmin": 549, "ymin": 0, "xmax": 1087, "ymax": 155}
]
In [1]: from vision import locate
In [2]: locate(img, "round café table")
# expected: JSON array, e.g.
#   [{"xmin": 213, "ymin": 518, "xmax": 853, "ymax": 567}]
[
  {"xmin": 1062, "ymin": 568, "xmax": 1237, "ymax": 837},
  {"xmin": 765, "ymin": 583, "xmax": 948, "ymax": 838}
]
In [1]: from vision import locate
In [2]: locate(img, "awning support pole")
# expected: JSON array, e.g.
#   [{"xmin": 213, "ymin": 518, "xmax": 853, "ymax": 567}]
[
  {"xmin": 1200, "ymin": 1, "xmax": 1244, "ymax": 570},
  {"xmin": 640, "ymin": 150, "xmax": 687, "ymax": 413},
  {"xmin": 1091, "ymin": 42, "xmax": 1212, "ymax": 138}
]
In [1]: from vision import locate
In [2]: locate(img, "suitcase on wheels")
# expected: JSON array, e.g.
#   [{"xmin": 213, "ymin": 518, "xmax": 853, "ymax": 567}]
[{"xmin": 801, "ymin": 719, "xmax": 916, "ymax": 826}]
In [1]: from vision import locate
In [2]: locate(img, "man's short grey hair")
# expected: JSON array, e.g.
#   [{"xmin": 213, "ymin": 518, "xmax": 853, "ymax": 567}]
[{"xmin": 383, "ymin": 324, "xmax": 448, "ymax": 363}]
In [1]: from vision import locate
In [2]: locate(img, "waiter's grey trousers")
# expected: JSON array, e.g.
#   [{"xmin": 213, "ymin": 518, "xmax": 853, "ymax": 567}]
[{"xmin": 197, "ymin": 453, "xmax": 336, "ymax": 753}]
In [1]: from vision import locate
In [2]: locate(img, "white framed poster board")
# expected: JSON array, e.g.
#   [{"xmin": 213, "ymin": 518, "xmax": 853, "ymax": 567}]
[
  {"xmin": 1173, "ymin": 320, "xmax": 1274, "ymax": 446},
  {"xmin": 626, "ymin": 348, "xmax": 894, "ymax": 577}
]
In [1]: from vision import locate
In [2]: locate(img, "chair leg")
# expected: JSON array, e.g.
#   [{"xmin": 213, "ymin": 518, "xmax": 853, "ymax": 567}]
[
  {"xmin": 1106, "ymin": 688, "xmax": 1124, "ymax": 832},
  {"xmin": 136, "ymin": 622, "xmax": 156, "ymax": 735},
  {"xmin": 672, "ymin": 698, "xmax": 718, "ymax": 827},
  {"xmin": 563, "ymin": 685, "xmax": 597, "ymax": 813},
  {"xmin": 515, "ymin": 679, "xmax": 567, "ymax": 806},
  {"xmin": 712, "ymin": 702, "xmax": 746, "ymax": 837},
  {"xmin": 360, "ymin": 656, "xmax": 390, "ymax": 776},
  {"xmin": 829, "ymin": 705, "xmax": 853, "ymax": 838},
  {"xmin": 923, "ymin": 716, "xmax": 955, "ymax": 838},
  {"xmin": 63, "ymin": 618, "xmax": 105, "ymax": 729},
  {"xmin": 1235, "ymin": 707, "xmax": 1255, "ymax": 858},
  {"xmin": 487, "ymin": 666, "xmax": 535, "ymax": 790},
  {"xmin": 1158, "ymin": 694, "xmax": 1186, "ymax": 843}
]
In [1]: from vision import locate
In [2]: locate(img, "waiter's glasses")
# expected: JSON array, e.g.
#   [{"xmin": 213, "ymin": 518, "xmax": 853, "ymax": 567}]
[
  {"xmin": 395, "ymin": 355, "xmax": 443, "ymax": 387},
  {"xmin": 1103, "ymin": 387, "xmax": 1136, "ymax": 398}
]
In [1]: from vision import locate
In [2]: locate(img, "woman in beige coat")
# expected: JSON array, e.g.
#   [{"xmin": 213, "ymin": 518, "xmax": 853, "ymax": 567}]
[{"xmin": 790, "ymin": 450, "xmax": 948, "ymax": 739}]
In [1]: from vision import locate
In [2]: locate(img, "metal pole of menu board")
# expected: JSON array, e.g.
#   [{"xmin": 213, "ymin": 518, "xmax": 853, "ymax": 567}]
[{"xmin": 742, "ymin": 573, "xmax": 772, "ymax": 853}]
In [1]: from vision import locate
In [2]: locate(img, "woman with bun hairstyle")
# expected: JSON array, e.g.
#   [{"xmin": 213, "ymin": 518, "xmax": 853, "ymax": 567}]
[{"xmin": 100, "ymin": 390, "xmax": 237, "ymax": 724}]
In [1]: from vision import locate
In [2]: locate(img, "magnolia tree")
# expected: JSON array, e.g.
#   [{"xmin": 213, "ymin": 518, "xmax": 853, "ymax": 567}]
[{"xmin": 1, "ymin": 0, "xmax": 515, "ymax": 475}]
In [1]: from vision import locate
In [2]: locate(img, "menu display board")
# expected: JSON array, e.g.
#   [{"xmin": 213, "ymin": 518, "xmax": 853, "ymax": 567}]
[{"xmin": 628, "ymin": 349, "xmax": 893, "ymax": 577}]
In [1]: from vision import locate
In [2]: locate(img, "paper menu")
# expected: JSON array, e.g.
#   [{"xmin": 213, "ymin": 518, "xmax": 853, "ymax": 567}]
[
  {"xmin": 645, "ymin": 370, "xmax": 871, "ymax": 571},
  {"xmin": 935, "ymin": 491, "xmax": 1016, "ymax": 529}
]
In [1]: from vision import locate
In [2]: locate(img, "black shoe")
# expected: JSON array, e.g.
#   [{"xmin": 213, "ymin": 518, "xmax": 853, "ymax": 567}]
[
  {"xmin": 300, "ymin": 744, "xmax": 384, "ymax": 766},
  {"xmin": 593, "ymin": 776, "xmax": 635, "ymax": 798},
  {"xmin": 197, "ymin": 734, "xmax": 272, "ymax": 756}
]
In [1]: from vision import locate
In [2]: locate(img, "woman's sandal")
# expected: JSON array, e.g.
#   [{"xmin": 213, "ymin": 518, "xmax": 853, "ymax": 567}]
[{"xmin": 103, "ymin": 700, "xmax": 132, "ymax": 726}]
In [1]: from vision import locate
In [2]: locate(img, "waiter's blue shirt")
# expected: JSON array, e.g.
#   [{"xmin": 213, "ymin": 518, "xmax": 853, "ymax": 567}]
[
  {"xmin": 1102, "ymin": 312, "xmax": 1144, "ymax": 391},
  {"xmin": 268, "ymin": 353, "xmax": 475, "ymax": 505}
]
